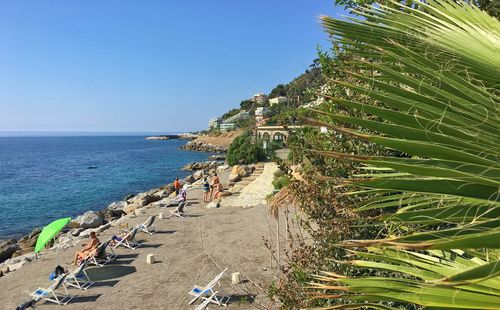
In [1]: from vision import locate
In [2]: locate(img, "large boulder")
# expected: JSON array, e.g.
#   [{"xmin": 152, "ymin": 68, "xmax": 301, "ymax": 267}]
[
  {"xmin": 193, "ymin": 170, "xmax": 206, "ymax": 180},
  {"xmin": 77, "ymin": 211, "xmax": 104, "ymax": 229},
  {"xmin": 183, "ymin": 174, "xmax": 195, "ymax": 184},
  {"xmin": 107, "ymin": 200, "xmax": 128, "ymax": 211},
  {"xmin": 0, "ymin": 239, "xmax": 19, "ymax": 262},
  {"xmin": 124, "ymin": 203, "xmax": 140, "ymax": 215},
  {"xmin": 101, "ymin": 208, "xmax": 126, "ymax": 222},
  {"xmin": 229, "ymin": 165, "xmax": 250, "ymax": 182}
]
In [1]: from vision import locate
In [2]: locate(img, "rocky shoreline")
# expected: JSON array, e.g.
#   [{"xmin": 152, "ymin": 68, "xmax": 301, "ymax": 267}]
[{"xmin": 180, "ymin": 140, "xmax": 227, "ymax": 153}]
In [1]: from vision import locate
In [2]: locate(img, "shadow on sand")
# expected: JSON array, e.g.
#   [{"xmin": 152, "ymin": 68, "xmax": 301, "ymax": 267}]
[
  {"xmin": 70, "ymin": 294, "xmax": 102, "ymax": 304},
  {"xmin": 86, "ymin": 265, "xmax": 137, "ymax": 281},
  {"xmin": 226, "ymin": 293, "xmax": 257, "ymax": 305}
]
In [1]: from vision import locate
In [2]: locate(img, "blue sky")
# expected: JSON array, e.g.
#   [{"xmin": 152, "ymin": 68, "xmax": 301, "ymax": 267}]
[{"xmin": 0, "ymin": 1, "xmax": 345, "ymax": 132}]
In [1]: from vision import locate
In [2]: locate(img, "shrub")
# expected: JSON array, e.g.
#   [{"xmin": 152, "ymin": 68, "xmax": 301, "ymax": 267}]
[{"xmin": 226, "ymin": 132, "xmax": 264, "ymax": 166}]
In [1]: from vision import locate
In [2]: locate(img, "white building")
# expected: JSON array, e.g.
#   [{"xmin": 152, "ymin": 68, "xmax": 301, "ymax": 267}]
[
  {"xmin": 224, "ymin": 111, "xmax": 250, "ymax": 123},
  {"xmin": 208, "ymin": 117, "xmax": 221, "ymax": 130},
  {"xmin": 220, "ymin": 123, "xmax": 236, "ymax": 132},
  {"xmin": 269, "ymin": 96, "xmax": 287, "ymax": 106},
  {"xmin": 255, "ymin": 106, "xmax": 269, "ymax": 123}
]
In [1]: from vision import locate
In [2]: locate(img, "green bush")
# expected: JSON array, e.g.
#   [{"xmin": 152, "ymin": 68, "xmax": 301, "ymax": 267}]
[
  {"xmin": 226, "ymin": 132, "xmax": 264, "ymax": 166},
  {"xmin": 272, "ymin": 174, "xmax": 290, "ymax": 190}
]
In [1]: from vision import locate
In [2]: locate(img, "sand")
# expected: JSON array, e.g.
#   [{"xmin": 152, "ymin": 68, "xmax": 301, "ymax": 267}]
[{"xmin": 0, "ymin": 165, "xmax": 283, "ymax": 310}]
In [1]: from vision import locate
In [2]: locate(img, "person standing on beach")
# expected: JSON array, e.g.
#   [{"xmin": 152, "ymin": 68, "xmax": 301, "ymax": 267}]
[
  {"xmin": 173, "ymin": 177, "xmax": 181, "ymax": 196},
  {"xmin": 202, "ymin": 177, "xmax": 210, "ymax": 202},
  {"xmin": 210, "ymin": 173, "xmax": 220, "ymax": 200}
]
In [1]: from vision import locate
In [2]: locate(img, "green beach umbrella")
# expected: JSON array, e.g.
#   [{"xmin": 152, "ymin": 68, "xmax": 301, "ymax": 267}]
[{"xmin": 34, "ymin": 217, "xmax": 72, "ymax": 253}]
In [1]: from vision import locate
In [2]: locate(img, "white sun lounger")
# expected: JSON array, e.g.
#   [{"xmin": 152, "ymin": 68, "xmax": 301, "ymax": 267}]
[
  {"xmin": 194, "ymin": 291, "xmax": 218, "ymax": 310},
  {"xmin": 113, "ymin": 227, "xmax": 141, "ymax": 250},
  {"xmin": 66, "ymin": 259, "xmax": 94, "ymax": 290},
  {"xmin": 169, "ymin": 201, "xmax": 187, "ymax": 218},
  {"xmin": 30, "ymin": 274, "xmax": 73, "ymax": 305},
  {"xmin": 188, "ymin": 268, "xmax": 229, "ymax": 306},
  {"xmin": 138, "ymin": 215, "xmax": 156, "ymax": 234}
]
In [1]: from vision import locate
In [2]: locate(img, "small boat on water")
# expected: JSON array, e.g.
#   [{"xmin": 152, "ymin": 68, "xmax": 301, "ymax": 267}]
[{"xmin": 87, "ymin": 165, "xmax": 98, "ymax": 169}]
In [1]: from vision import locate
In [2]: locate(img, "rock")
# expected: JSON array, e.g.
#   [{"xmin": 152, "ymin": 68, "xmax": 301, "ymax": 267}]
[
  {"xmin": 129, "ymin": 193, "xmax": 161, "ymax": 207},
  {"xmin": 97, "ymin": 223, "xmax": 112, "ymax": 233},
  {"xmin": 124, "ymin": 203, "xmax": 140, "ymax": 215},
  {"xmin": 5, "ymin": 257, "xmax": 28, "ymax": 271},
  {"xmin": 123, "ymin": 193, "xmax": 135, "ymax": 200},
  {"xmin": 193, "ymin": 170, "xmax": 205, "ymax": 180},
  {"xmin": 229, "ymin": 165, "xmax": 254, "ymax": 182},
  {"xmin": 107, "ymin": 200, "xmax": 128, "ymax": 211},
  {"xmin": 180, "ymin": 141, "xmax": 227, "ymax": 153},
  {"xmin": 18, "ymin": 236, "xmax": 37, "ymax": 250},
  {"xmin": 0, "ymin": 239, "xmax": 19, "ymax": 262},
  {"xmin": 78, "ymin": 228, "xmax": 95, "ymax": 239},
  {"xmin": 182, "ymin": 161, "xmax": 222, "ymax": 171},
  {"xmin": 0, "ymin": 264, "xmax": 9, "ymax": 275},
  {"xmin": 206, "ymin": 201, "xmax": 220, "ymax": 209},
  {"xmin": 70, "ymin": 228, "xmax": 84, "ymax": 237},
  {"xmin": 209, "ymin": 154, "xmax": 226, "ymax": 161},
  {"xmin": 220, "ymin": 191, "xmax": 232, "ymax": 197},
  {"xmin": 28, "ymin": 227, "xmax": 42, "ymax": 240},
  {"xmin": 217, "ymin": 164, "xmax": 229, "ymax": 172},
  {"xmin": 183, "ymin": 174, "xmax": 195, "ymax": 184},
  {"xmin": 101, "ymin": 209, "xmax": 126, "ymax": 222},
  {"xmin": 77, "ymin": 211, "xmax": 104, "ymax": 229}
]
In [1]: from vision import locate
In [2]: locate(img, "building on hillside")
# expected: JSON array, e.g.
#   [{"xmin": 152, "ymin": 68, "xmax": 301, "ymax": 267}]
[
  {"xmin": 254, "ymin": 106, "xmax": 269, "ymax": 123},
  {"xmin": 224, "ymin": 111, "xmax": 250, "ymax": 123},
  {"xmin": 208, "ymin": 117, "xmax": 221, "ymax": 130},
  {"xmin": 269, "ymin": 96, "xmax": 287, "ymax": 106},
  {"xmin": 252, "ymin": 93, "xmax": 268, "ymax": 104},
  {"xmin": 220, "ymin": 123, "xmax": 236, "ymax": 132}
]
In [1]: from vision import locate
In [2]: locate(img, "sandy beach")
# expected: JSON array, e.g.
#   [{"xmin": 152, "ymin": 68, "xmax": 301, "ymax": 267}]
[{"xmin": 1, "ymin": 163, "xmax": 283, "ymax": 310}]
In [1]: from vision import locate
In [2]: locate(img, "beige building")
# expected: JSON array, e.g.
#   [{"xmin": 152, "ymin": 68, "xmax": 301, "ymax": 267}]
[{"xmin": 269, "ymin": 96, "xmax": 287, "ymax": 106}]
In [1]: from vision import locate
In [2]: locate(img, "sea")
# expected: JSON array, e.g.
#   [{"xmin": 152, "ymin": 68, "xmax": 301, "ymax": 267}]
[{"xmin": 0, "ymin": 133, "xmax": 211, "ymax": 240}]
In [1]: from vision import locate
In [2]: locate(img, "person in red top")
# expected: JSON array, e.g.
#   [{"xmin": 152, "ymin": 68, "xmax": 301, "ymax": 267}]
[{"xmin": 173, "ymin": 177, "xmax": 181, "ymax": 195}]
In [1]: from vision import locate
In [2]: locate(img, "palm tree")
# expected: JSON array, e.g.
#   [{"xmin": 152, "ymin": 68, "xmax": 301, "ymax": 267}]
[{"xmin": 305, "ymin": 0, "xmax": 500, "ymax": 308}]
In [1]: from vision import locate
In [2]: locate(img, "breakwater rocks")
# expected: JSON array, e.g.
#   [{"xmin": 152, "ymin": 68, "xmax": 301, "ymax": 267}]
[
  {"xmin": 180, "ymin": 141, "xmax": 227, "ymax": 153},
  {"xmin": 181, "ymin": 161, "xmax": 224, "ymax": 171},
  {"xmin": 145, "ymin": 134, "xmax": 197, "ymax": 141}
]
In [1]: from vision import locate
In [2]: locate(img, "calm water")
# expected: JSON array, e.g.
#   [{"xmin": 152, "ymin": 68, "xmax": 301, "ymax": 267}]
[{"xmin": 0, "ymin": 136, "xmax": 210, "ymax": 239}]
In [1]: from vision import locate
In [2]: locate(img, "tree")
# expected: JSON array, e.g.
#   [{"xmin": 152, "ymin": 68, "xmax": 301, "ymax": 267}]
[
  {"xmin": 226, "ymin": 132, "xmax": 264, "ymax": 166},
  {"xmin": 239, "ymin": 99, "xmax": 254, "ymax": 111},
  {"xmin": 269, "ymin": 84, "xmax": 287, "ymax": 98}
]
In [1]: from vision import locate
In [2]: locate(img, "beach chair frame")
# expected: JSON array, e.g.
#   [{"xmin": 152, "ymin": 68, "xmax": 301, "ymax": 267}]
[
  {"xmin": 194, "ymin": 291, "xmax": 218, "ymax": 310},
  {"xmin": 30, "ymin": 274, "xmax": 73, "ymax": 305},
  {"xmin": 66, "ymin": 259, "xmax": 94, "ymax": 290},
  {"xmin": 138, "ymin": 215, "xmax": 156, "ymax": 234},
  {"xmin": 113, "ymin": 227, "xmax": 142, "ymax": 250},
  {"xmin": 169, "ymin": 201, "xmax": 187, "ymax": 218},
  {"xmin": 188, "ymin": 268, "xmax": 229, "ymax": 306}
]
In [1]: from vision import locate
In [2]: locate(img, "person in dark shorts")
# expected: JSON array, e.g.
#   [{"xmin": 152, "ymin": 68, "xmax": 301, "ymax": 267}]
[{"xmin": 203, "ymin": 177, "xmax": 210, "ymax": 202}]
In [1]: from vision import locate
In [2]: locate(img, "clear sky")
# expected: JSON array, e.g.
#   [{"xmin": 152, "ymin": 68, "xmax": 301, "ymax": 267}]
[{"xmin": 0, "ymin": 1, "xmax": 345, "ymax": 133}]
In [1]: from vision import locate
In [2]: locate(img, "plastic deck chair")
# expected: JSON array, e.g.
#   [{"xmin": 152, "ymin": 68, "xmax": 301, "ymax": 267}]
[
  {"xmin": 112, "ymin": 227, "xmax": 142, "ymax": 250},
  {"xmin": 188, "ymin": 268, "xmax": 229, "ymax": 306},
  {"xmin": 138, "ymin": 215, "xmax": 156, "ymax": 234},
  {"xmin": 169, "ymin": 201, "xmax": 187, "ymax": 218},
  {"xmin": 30, "ymin": 274, "xmax": 73, "ymax": 305},
  {"xmin": 65, "ymin": 259, "xmax": 94, "ymax": 290}
]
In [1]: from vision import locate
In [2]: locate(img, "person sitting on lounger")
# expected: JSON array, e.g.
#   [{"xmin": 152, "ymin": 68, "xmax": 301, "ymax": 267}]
[
  {"xmin": 110, "ymin": 231, "xmax": 134, "ymax": 246},
  {"xmin": 74, "ymin": 231, "xmax": 100, "ymax": 265}
]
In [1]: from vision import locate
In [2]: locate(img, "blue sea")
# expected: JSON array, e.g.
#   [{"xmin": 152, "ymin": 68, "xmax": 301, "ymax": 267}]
[{"xmin": 0, "ymin": 135, "xmax": 210, "ymax": 240}]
